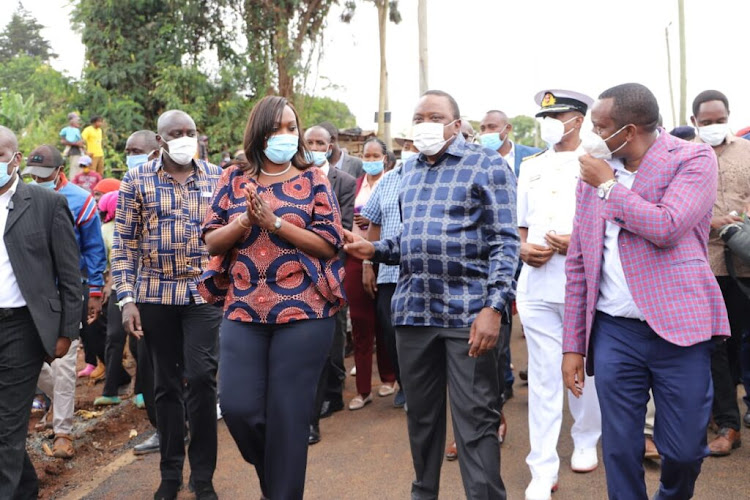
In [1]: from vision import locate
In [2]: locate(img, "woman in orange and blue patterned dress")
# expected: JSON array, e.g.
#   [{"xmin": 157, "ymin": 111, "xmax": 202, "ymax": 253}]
[{"xmin": 200, "ymin": 96, "xmax": 345, "ymax": 500}]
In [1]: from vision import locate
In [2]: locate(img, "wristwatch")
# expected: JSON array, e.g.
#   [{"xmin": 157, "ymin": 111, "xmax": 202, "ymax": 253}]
[
  {"xmin": 271, "ymin": 216, "xmax": 282, "ymax": 234},
  {"xmin": 117, "ymin": 297, "xmax": 135, "ymax": 311},
  {"xmin": 597, "ymin": 179, "xmax": 617, "ymax": 200}
]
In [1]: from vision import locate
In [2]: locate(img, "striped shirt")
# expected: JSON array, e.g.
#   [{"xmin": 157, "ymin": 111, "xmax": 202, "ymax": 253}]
[
  {"xmin": 112, "ymin": 157, "xmax": 222, "ymax": 305},
  {"xmin": 361, "ymin": 166, "xmax": 402, "ymax": 284}
]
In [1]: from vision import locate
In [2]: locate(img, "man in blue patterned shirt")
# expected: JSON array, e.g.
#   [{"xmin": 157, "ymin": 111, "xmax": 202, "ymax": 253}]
[
  {"xmin": 345, "ymin": 90, "xmax": 519, "ymax": 500},
  {"xmin": 113, "ymin": 110, "xmax": 223, "ymax": 500}
]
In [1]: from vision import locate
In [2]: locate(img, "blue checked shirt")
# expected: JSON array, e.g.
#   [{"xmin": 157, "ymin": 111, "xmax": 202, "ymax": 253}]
[
  {"xmin": 361, "ymin": 166, "xmax": 402, "ymax": 284},
  {"xmin": 372, "ymin": 134, "xmax": 520, "ymax": 328},
  {"xmin": 112, "ymin": 157, "xmax": 222, "ymax": 305}
]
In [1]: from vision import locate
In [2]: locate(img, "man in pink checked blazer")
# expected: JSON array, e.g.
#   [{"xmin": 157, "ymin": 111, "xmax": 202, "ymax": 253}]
[{"xmin": 561, "ymin": 83, "xmax": 730, "ymax": 500}]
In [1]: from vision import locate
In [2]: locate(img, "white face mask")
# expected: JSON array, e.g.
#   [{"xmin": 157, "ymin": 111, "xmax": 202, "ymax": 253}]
[
  {"xmin": 412, "ymin": 120, "xmax": 457, "ymax": 156},
  {"xmin": 400, "ymin": 150, "xmax": 417, "ymax": 161},
  {"xmin": 163, "ymin": 136, "xmax": 197, "ymax": 165},
  {"xmin": 581, "ymin": 125, "xmax": 629, "ymax": 160},
  {"xmin": 539, "ymin": 116, "xmax": 577, "ymax": 147},
  {"xmin": 698, "ymin": 123, "xmax": 729, "ymax": 147}
]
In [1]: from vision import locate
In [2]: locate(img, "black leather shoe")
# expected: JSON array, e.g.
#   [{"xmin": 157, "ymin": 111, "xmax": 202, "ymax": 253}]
[
  {"xmin": 309, "ymin": 423, "xmax": 321, "ymax": 445},
  {"xmin": 154, "ymin": 480, "xmax": 180, "ymax": 500},
  {"xmin": 502, "ymin": 385, "xmax": 514, "ymax": 404},
  {"xmin": 319, "ymin": 399, "xmax": 344, "ymax": 419},
  {"xmin": 519, "ymin": 369, "xmax": 528, "ymax": 382},
  {"xmin": 194, "ymin": 482, "xmax": 218, "ymax": 500},
  {"xmin": 134, "ymin": 432, "xmax": 160, "ymax": 455},
  {"xmin": 744, "ymin": 410, "xmax": 750, "ymax": 428}
]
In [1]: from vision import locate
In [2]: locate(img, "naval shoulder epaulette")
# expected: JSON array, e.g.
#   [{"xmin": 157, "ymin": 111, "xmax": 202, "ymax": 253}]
[{"xmin": 521, "ymin": 149, "xmax": 547, "ymax": 161}]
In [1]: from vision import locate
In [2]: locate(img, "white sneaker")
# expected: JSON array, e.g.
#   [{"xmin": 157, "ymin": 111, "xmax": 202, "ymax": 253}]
[
  {"xmin": 216, "ymin": 402, "xmax": 223, "ymax": 421},
  {"xmin": 525, "ymin": 477, "xmax": 558, "ymax": 500},
  {"xmin": 350, "ymin": 366, "xmax": 357, "ymax": 376},
  {"xmin": 571, "ymin": 447, "xmax": 598, "ymax": 472}
]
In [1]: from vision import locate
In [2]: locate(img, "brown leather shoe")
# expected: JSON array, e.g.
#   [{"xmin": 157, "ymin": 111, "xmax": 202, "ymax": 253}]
[
  {"xmin": 644, "ymin": 435, "xmax": 659, "ymax": 460},
  {"xmin": 52, "ymin": 434, "xmax": 75, "ymax": 459},
  {"xmin": 90, "ymin": 361, "xmax": 106, "ymax": 382},
  {"xmin": 498, "ymin": 413, "xmax": 507, "ymax": 445},
  {"xmin": 445, "ymin": 441, "xmax": 458, "ymax": 461},
  {"xmin": 708, "ymin": 427, "xmax": 741, "ymax": 456}
]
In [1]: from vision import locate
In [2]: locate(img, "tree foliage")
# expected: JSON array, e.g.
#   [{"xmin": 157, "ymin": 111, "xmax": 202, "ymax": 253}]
[
  {"xmin": 510, "ymin": 115, "xmax": 540, "ymax": 147},
  {"xmin": 0, "ymin": 3, "xmax": 57, "ymax": 62}
]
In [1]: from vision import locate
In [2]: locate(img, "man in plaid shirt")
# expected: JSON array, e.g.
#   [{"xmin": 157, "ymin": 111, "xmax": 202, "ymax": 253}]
[{"xmin": 112, "ymin": 110, "xmax": 222, "ymax": 500}]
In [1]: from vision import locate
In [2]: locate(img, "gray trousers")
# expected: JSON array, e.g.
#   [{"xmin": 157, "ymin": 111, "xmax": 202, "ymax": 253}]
[{"xmin": 396, "ymin": 326, "xmax": 506, "ymax": 500}]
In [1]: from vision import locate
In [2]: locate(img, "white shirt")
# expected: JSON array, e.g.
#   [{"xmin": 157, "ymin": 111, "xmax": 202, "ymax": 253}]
[
  {"xmin": 502, "ymin": 141, "xmax": 516, "ymax": 173},
  {"xmin": 0, "ymin": 176, "xmax": 27, "ymax": 307},
  {"xmin": 319, "ymin": 160, "xmax": 330, "ymax": 177},
  {"xmin": 516, "ymin": 145, "xmax": 582, "ymax": 303},
  {"xmin": 596, "ymin": 161, "xmax": 646, "ymax": 320}
]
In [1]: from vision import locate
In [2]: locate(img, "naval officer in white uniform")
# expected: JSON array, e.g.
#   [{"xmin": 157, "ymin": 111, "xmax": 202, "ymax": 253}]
[{"xmin": 517, "ymin": 89, "xmax": 602, "ymax": 500}]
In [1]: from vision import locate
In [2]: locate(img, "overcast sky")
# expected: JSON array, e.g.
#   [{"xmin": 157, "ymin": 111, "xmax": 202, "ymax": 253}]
[{"xmin": 5, "ymin": 0, "xmax": 750, "ymax": 136}]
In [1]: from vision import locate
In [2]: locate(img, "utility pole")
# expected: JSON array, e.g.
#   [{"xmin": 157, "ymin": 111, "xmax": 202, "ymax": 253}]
[
  {"xmin": 678, "ymin": 0, "xmax": 687, "ymax": 125},
  {"xmin": 665, "ymin": 24, "xmax": 677, "ymax": 129},
  {"xmin": 418, "ymin": 0, "xmax": 428, "ymax": 94},
  {"xmin": 376, "ymin": 0, "xmax": 390, "ymax": 147}
]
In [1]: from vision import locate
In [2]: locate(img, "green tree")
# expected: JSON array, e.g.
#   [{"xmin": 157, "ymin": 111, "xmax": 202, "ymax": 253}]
[
  {"xmin": 0, "ymin": 3, "xmax": 56, "ymax": 62},
  {"xmin": 0, "ymin": 55, "xmax": 76, "ymax": 116},
  {"xmin": 241, "ymin": 0, "xmax": 339, "ymax": 99},
  {"xmin": 297, "ymin": 95, "xmax": 357, "ymax": 129},
  {"xmin": 510, "ymin": 115, "xmax": 540, "ymax": 148}
]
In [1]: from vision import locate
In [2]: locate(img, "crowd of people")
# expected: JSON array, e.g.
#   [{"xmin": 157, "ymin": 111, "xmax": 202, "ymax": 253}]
[{"xmin": 0, "ymin": 81, "xmax": 748, "ymax": 500}]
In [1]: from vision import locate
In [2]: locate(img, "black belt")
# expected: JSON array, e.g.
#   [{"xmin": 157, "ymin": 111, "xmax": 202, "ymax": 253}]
[{"xmin": 0, "ymin": 306, "xmax": 28, "ymax": 321}]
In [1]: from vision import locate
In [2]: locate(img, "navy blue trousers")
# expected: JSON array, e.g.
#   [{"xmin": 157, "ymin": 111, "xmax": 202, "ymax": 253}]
[
  {"xmin": 591, "ymin": 312, "xmax": 713, "ymax": 500},
  {"xmin": 219, "ymin": 317, "xmax": 334, "ymax": 500}
]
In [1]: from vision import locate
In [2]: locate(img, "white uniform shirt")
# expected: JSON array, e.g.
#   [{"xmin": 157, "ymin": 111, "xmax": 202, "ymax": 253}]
[
  {"xmin": 319, "ymin": 160, "xmax": 330, "ymax": 177},
  {"xmin": 502, "ymin": 141, "xmax": 516, "ymax": 172},
  {"xmin": 0, "ymin": 176, "xmax": 27, "ymax": 307},
  {"xmin": 516, "ymin": 145, "xmax": 582, "ymax": 303},
  {"xmin": 596, "ymin": 161, "xmax": 646, "ymax": 319}
]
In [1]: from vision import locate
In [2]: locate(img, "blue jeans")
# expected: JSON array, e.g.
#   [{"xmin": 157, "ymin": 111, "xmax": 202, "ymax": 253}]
[{"xmin": 591, "ymin": 312, "xmax": 712, "ymax": 500}]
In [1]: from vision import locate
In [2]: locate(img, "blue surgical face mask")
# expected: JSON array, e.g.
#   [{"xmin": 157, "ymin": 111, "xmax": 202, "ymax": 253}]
[
  {"xmin": 264, "ymin": 134, "xmax": 299, "ymax": 164},
  {"xmin": 31, "ymin": 169, "xmax": 60, "ymax": 190},
  {"xmin": 126, "ymin": 151, "xmax": 153, "ymax": 170},
  {"xmin": 479, "ymin": 125, "xmax": 509, "ymax": 152},
  {"xmin": 0, "ymin": 154, "xmax": 18, "ymax": 188},
  {"xmin": 362, "ymin": 160, "xmax": 384, "ymax": 176},
  {"xmin": 305, "ymin": 150, "xmax": 328, "ymax": 166},
  {"xmin": 326, "ymin": 149, "xmax": 333, "ymax": 159}
]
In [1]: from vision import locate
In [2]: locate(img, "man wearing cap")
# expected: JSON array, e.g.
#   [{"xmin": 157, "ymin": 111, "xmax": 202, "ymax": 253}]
[
  {"xmin": 24, "ymin": 144, "xmax": 108, "ymax": 459},
  {"xmin": 71, "ymin": 155, "xmax": 102, "ymax": 193},
  {"xmin": 516, "ymin": 90, "xmax": 602, "ymax": 500},
  {"xmin": 0, "ymin": 127, "xmax": 81, "ymax": 499}
]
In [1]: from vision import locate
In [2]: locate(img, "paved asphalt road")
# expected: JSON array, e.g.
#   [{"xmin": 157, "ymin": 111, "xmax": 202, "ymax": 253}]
[{"xmin": 67, "ymin": 321, "xmax": 749, "ymax": 499}]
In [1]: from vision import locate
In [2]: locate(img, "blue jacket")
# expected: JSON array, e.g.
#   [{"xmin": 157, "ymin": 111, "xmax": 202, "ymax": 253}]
[
  {"xmin": 514, "ymin": 143, "xmax": 543, "ymax": 178},
  {"xmin": 56, "ymin": 174, "xmax": 107, "ymax": 297}
]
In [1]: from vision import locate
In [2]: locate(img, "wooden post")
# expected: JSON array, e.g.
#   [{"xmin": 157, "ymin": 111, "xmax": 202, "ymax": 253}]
[
  {"xmin": 418, "ymin": 0, "xmax": 428, "ymax": 94},
  {"xmin": 665, "ymin": 24, "xmax": 677, "ymax": 129},
  {"xmin": 377, "ymin": 0, "xmax": 388, "ymax": 143},
  {"xmin": 678, "ymin": 0, "xmax": 687, "ymax": 125}
]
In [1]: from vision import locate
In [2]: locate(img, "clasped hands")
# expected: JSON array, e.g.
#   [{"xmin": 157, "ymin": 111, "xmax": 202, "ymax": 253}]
[{"xmin": 241, "ymin": 185, "xmax": 276, "ymax": 231}]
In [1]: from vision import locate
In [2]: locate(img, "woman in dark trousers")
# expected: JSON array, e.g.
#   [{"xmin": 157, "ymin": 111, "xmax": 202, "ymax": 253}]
[{"xmin": 200, "ymin": 95, "xmax": 345, "ymax": 500}]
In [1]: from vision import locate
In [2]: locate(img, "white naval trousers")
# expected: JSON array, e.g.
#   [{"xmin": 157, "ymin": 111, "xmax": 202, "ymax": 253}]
[
  {"xmin": 517, "ymin": 300, "xmax": 601, "ymax": 480},
  {"xmin": 37, "ymin": 339, "xmax": 79, "ymax": 435}
]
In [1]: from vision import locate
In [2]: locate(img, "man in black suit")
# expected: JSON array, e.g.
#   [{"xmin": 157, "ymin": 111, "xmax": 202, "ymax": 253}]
[
  {"xmin": 319, "ymin": 121, "xmax": 364, "ymax": 179},
  {"xmin": 304, "ymin": 125, "xmax": 356, "ymax": 443},
  {"xmin": 0, "ymin": 126, "xmax": 82, "ymax": 499}
]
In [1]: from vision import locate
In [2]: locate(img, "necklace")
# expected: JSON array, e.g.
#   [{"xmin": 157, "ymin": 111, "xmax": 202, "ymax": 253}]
[{"xmin": 260, "ymin": 164, "xmax": 292, "ymax": 177}]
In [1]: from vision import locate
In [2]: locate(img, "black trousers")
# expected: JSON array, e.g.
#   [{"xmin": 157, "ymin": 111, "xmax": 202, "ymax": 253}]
[
  {"xmin": 711, "ymin": 276, "xmax": 750, "ymax": 430},
  {"xmin": 139, "ymin": 302, "xmax": 221, "ymax": 485},
  {"xmin": 376, "ymin": 283, "xmax": 400, "ymax": 385},
  {"xmin": 220, "ymin": 317, "xmax": 334, "ymax": 500},
  {"xmin": 79, "ymin": 286, "xmax": 106, "ymax": 366},
  {"xmin": 312, "ymin": 307, "xmax": 347, "ymax": 422},
  {"xmin": 396, "ymin": 326, "xmax": 506, "ymax": 500},
  {"xmin": 0, "ymin": 308, "xmax": 46, "ymax": 500}
]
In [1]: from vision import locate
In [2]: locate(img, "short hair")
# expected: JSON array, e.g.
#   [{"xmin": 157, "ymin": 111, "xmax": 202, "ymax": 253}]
[
  {"xmin": 90, "ymin": 115, "xmax": 103, "ymax": 124},
  {"xmin": 0, "ymin": 125, "xmax": 18, "ymax": 150},
  {"xmin": 318, "ymin": 121, "xmax": 339, "ymax": 141},
  {"xmin": 485, "ymin": 109, "xmax": 508, "ymax": 121},
  {"xmin": 67, "ymin": 112, "xmax": 79, "ymax": 121},
  {"xmin": 242, "ymin": 96, "xmax": 311, "ymax": 175},
  {"xmin": 422, "ymin": 90, "xmax": 460, "ymax": 120},
  {"xmin": 669, "ymin": 126, "xmax": 696, "ymax": 141},
  {"xmin": 385, "ymin": 150, "xmax": 397, "ymax": 170},
  {"xmin": 304, "ymin": 125, "xmax": 332, "ymax": 143},
  {"xmin": 127, "ymin": 130, "xmax": 159, "ymax": 150},
  {"xmin": 692, "ymin": 90, "xmax": 729, "ymax": 117},
  {"xmin": 156, "ymin": 110, "xmax": 194, "ymax": 135},
  {"xmin": 363, "ymin": 137, "xmax": 387, "ymax": 156},
  {"xmin": 598, "ymin": 83, "xmax": 660, "ymax": 133}
]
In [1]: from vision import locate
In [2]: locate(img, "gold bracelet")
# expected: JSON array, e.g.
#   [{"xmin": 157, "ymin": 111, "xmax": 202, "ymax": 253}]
[
  {"xmin": 237, "ymin": 213, "xmax": 251, "ymax": 229},
  {"xmin": 362, "ymin": 260, "xmax": 374, "ymax": 265}
]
